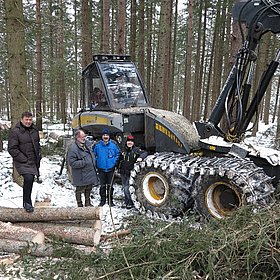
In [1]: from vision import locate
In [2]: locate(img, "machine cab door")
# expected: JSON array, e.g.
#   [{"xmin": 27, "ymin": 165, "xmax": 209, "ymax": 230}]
[{"xmin": 81, "ymin": 55, "xmax": 149, "ymax": 111}]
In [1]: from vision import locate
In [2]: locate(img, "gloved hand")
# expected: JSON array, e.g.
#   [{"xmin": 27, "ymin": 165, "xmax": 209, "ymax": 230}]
[{"xmin": 136, "ymin": 157, "xmax": 143, "ymax": 162}]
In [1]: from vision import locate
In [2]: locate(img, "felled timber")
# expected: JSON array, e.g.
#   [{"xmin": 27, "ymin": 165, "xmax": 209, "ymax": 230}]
[
  {"xmin": 0, "ymin": 206, "xmax": 102, "ymax": 222},
  {"xmin": 0, "ymin": 239, "xmax": 53, "ymax": 257},
  {"xmin": 101, "ymin": 229, "xmax": 131, "ymax": 241},
  {"xmin": 15, "ymin": 220, "xmax": 102, "ymax": 246},
  {"xmin": 53, "ymin": 219, "xmax": 102, "ymax": 228},
  {"xmin": 0, "ymin": 253, "xmax": 21, "ymax": 265},
  {"xmin": 0, "ymin": 221, "xmax": 45, "ymax": 244},
  {"xmin": 48, "ymin": 131, "xmax": 63, "ymax": 141}
]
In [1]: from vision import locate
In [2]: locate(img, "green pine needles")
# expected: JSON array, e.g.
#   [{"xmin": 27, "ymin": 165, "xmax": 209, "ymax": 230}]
[{"xmin": 1, "ymin": 201, "xmax": 280, "ymax": 280}]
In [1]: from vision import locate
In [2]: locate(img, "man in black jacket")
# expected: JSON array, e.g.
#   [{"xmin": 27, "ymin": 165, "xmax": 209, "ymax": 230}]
[
  {"xmin": 119, "ymin": 135, "xmax": 147, "ymax": 209},
  {"xmin": 8, "ymin": 112, "xmax": 41, "ymax": 212}
]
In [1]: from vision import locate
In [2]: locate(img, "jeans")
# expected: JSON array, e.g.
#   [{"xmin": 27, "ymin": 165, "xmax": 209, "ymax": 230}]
[{"xmin": 121, "ymin": 173, "xmax": 133, "ymax": 206}]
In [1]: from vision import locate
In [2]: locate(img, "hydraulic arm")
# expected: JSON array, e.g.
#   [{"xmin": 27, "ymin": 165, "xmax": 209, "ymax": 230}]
[{"xmin": 195, "ymin": 0, "xmax": 280, "ymax": 142}]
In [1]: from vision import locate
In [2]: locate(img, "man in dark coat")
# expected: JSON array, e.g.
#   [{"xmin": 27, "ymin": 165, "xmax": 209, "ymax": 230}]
[
  {"xmin": 8, "ymin": 112, "xmax": 41, "ymax": 212},
  {"xmin": 119, "ymin": 134, "xmax": 147, "ymax": 209},
  {"xmin": 67, "ymin": 129, "xmax": 99, "ymax": 207}
]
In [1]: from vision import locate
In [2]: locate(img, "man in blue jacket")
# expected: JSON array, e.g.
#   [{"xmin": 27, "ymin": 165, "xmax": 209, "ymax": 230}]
[{"xmin": 93, "ymin": 128, "xmax": 120, "ymax": 206}]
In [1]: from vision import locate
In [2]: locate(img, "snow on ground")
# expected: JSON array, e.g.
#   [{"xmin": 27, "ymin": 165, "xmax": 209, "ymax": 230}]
[{"xmin": 0, "ymin": 124, "xmax": 135, "ymax": 236}]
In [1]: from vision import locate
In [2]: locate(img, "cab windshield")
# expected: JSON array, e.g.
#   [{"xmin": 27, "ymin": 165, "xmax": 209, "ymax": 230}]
[{"xmin": 98, "ymin": 62, "xmax": 148, "ymax": 109}]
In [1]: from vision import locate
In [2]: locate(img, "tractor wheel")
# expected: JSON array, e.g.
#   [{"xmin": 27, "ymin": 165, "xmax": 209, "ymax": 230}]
[
  {"xmin": 192, "ymin": 158, "xmax": 274, "ymax": 220},
  {"xmin": 192, "ymin": 175, "xmax": 245, "ymax": 219},
  {"xmin": 131, "ymin": 161, "xmax": 192, "ymax": 218}
]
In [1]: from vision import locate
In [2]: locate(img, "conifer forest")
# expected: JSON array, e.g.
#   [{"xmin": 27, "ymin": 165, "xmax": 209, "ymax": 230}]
[{"xmin": 0, "ymin": 0, "xmax": 279, "ymax": 144}]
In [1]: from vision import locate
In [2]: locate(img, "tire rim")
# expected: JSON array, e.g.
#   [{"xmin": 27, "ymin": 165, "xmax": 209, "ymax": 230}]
[
  {"xmin": 205, "ymin": 182, "xmax": 243, "ymax": 219},
  {"xmin": 142, "ymin": 172, "xmax": 169, "ymax": 206}
]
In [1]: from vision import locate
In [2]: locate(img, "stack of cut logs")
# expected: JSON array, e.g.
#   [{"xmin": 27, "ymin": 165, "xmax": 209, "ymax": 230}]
[{"xmin": 0, "ymin": 206, "xmax": 103, "ymax": 260}]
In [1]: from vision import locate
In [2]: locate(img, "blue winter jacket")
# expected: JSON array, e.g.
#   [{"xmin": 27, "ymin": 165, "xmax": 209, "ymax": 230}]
[{"xmin": 93, "ymin": 140, "xmax": 120, "ymax": 172}]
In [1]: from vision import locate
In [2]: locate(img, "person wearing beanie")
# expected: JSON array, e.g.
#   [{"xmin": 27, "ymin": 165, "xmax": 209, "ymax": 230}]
[
  {"xmin": 67, "ymin": 129, "xmax": 99, "ymax": 207},
  {"xmin": 119, "ymin": 134, "xmax": 147, "ymax": 209},
  {"xmin": 93, "ymin": 128, "xmax": 120, "ymax": 206}
]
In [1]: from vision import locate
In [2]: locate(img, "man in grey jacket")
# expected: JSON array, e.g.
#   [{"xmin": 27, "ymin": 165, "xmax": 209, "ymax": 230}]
[{"xmin": 67, "ymin": 130, "xmax": 99, "ymax": 207}]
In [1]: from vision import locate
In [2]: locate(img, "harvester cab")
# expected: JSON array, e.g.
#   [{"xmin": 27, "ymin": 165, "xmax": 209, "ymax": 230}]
[
  {"xmin": 80, "ymin": 55, "xmax": 149, "ymax": 111},
  {"xmin": 72, "ymin": 54, "xmax": 199, "ymax": 153}
]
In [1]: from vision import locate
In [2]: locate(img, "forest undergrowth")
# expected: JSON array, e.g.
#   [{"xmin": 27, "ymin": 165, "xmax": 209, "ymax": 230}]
[{"xmin": 1, "ymin": 192, "xmax": 280, "ymax": 280}]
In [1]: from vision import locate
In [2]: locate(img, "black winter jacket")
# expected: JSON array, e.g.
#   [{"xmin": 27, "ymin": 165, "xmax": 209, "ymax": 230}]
[
  {"xmin": 8, "ymin": 122, "xmax": 41, "ymax": 176},
  {"xmin": 119, "ymin": 145, "xmax": 147, "ymax": 176}
]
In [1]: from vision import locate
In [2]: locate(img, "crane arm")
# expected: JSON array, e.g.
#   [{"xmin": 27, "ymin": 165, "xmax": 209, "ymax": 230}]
[{"xmin": 195, "ymin": 0, "xmax": 280, "ymax": 142}]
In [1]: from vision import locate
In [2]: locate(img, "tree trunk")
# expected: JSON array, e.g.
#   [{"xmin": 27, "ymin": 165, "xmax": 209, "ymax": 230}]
[
  {"xmin": 81, "ymin": 0, "xmax": 92, "ymax": 68},
  {"xmin": 272, "ymin": 76, "xmax": 280, "ymax": 123},
  {"xmin": 101, "ymin": 229, "xmax": 130, "ymax": 241},
  {"xmin": 15, "ymin": 220, "xmax": 102, "ymax": 246},
  {"xmin": 0, "ymin": 254, "xmax": 20, "ymax": 266},
  {"xmin": 210, "ymin": 0, "xmax": 224, "ymax": 112},
  {"xmin": 48, "ymin": 0, "xmax": 55, "ymax": 120},
  {"xmin": 191, "ymin": 0, "xmax": 203, "ymax": 121},
  {"xmin": 73, "ymin": 0, "xmax": 79, "ymax": 115},
  {"xmin": 0, "ymin": 130, "xmax": 2, "ymax": 152},
  {"xmin": 170, "ymin": 0, "xmax": 178, "ymax": 111},
  {"xmin": 12, "ymin": 162, "xmax": 24, "ymax": 187},
  {"xmin": 145, "ymin": 2, "xmax": 153, "ymax": 98},
  {"xmin": 263, "ymin": 35, "xmax": 273, "ymax": 125},
  {"xmin": 116, "ymin": 0, "xmax": 126, "ymax": 54},
  {"xmin": 0, "ymin": 221, "xmax": 44, "ymax": 244},
  {"xmin": 57, "ymin": 0, "xmax": 66, "ymax": 124},
  {"xmin": 35, "ymin": 0, "xmax": 43, "ymax": 131},
  {"xmin": 129, "ymin": 0, "xmax": 136, "ymax": 61},
  {"xmin": 102, "ymin": 0, "xmax": 110, "ymax": 53},
  {"xmin": 183, "ymin": 0, "xmax": 193, "ymax": 118},
  {"xmin": 0, "ymin": 206, "xmax": 102, "ymax": 222},
  {"xmin": 153, "ymin": 0, "xmax": 173, "ymax": 109},
  {"xmin": 111, "ymin": 1, "xmax": 116, "ymax": 53},
  {"xmin": 138, "ymin": 0, "xmax": 145, "ymax": 77},
  {"xmin": 4, "ymin": 0, "xmax": 29, "ymax": 126},
  {"xmin": 0, "ymin": 239, "xmax": 54, "ymax": 257},
  {"xmin": 275, "ymin": 78, "xmax": 280, "ymax": 149}
]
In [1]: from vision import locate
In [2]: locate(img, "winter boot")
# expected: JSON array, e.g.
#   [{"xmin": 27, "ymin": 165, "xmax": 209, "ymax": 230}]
[
  {"xmin": 85, "ymin": 188, "xmax": 93, "ymax": 207},
  {"xmin": 75, "ymin": 188, "xmax": 83, "ymax": 207},
  {"xmin": 99, "ymin": 185, "xmax": 106, "ymax": 206},
  {"xmin": 23, "ymin": 202, "xmax": 34, "ymax": 212},
  {"xmin": 107, "ymin": 185, "xmax": 115, "ymax": 207}
]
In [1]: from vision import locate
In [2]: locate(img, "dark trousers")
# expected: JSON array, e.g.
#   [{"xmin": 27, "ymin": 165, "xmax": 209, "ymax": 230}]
[
  {"xmin": 22, "ymin": 174, "xmax": 34, "ymax": 206},
  {"xmin": 98, "ymin": 170, "xmax": 114, "ymax": 205},
  {"xmin": 121, "ymin": 174, "xmax": 133, "ymax": 206},
  {"xmin": 75, "ymin": 185, "xmax": 93, "ymax": 207}
]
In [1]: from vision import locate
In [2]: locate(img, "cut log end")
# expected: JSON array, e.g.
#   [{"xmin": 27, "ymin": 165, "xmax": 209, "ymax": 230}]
[
  {"xmin": 0, "ymin": 253, "xmax": 21, "ymax": 265},
  {"xmin": 0, "ymin": 221, "xmax": 45, "ymax": 244},
  {"xmin": 31, "ymin": 232, "xmax": 45, "ymax": 244}
]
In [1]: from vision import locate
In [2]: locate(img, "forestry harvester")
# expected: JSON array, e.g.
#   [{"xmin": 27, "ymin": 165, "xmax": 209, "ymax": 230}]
[{"xmin": 72, "ymin": 0, "xmax": 280, "ymax": 219}]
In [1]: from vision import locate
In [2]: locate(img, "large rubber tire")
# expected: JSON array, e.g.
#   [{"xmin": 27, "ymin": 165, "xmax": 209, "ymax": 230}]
[
  {"xmin": 192, "ymin": 157, "xmax": 274, "ymax": 220},
  {"xmin": 130, "ymin": 154, "xmax": 193, "ymax": 218},
  {"xmin": 131, "ymin": 154, "xmax": 275, "ymax": 220}
]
